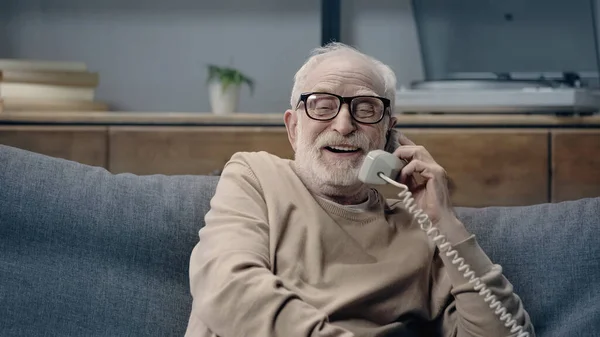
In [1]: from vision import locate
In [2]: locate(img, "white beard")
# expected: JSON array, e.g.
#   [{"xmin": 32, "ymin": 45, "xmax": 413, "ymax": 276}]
[
  {"xmin": 295, "ymin": 141, "xmax": 361, "ymax": 187},
  {"xmin": 293, "ymin": 119, "xmax": 387, "ymax": 194}
]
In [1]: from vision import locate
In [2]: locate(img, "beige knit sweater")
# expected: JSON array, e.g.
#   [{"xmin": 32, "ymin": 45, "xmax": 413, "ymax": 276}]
[{"xmin": 186, "ymin": 151, "xmax": 534, "ymax": 337}]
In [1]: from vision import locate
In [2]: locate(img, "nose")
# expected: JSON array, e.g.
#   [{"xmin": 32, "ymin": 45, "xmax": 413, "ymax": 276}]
[{"xmin": 330, "ymin": 104, "xmax": 357, "ymax": 136}]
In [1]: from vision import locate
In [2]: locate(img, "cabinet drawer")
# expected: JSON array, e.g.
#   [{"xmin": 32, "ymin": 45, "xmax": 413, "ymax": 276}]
[
  {"xmin": 551, "ymin": 130, "xmax": 600, "ymax": 202},
  {"xmin": 108, "ymin": 126, "xmax": 293, "ymax": 175},
  {"xmin": 0, "ymin": 126, "xmax": 108, "ymax": 167}
]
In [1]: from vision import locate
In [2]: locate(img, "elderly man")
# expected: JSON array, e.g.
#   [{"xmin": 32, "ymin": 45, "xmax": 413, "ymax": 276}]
[{"xmin": 185, "ymin": 43, "xmax": 535, "ymax": 337}]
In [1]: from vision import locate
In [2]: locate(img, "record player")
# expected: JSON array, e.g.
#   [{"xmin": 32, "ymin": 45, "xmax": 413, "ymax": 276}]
[
  {"xmin": 396, "ymin": 72, "xmax": 600, "ymax": 115},
  {"xmin": 398, "ymin": 1, "xmax": 600, "ymax": 115}
]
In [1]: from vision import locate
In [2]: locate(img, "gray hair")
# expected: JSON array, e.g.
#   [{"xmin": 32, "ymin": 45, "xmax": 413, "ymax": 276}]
[{"xmin": 289, "ymin": 42, "xmax": 397, "ymax": 114}]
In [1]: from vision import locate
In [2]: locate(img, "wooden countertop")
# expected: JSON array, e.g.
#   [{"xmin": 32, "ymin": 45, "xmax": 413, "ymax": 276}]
[{"xmin": 1, "ymin": 111, "xmax": 600, "ymax": 128}]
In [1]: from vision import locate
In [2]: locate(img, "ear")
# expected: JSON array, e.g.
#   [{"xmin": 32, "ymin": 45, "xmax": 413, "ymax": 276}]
[
  {"xmin": 384, "ymin": 115, "xmax": 400, "ymax": 153},
  {"xmin": 388, "ymin": 115, "xmax": 397, "ymax": 130},
  {"xmin": 384, "ymin": 114, "xmax": 398, "ymax": 141},
  {"xmin": 284, "ymin": 109, "xmax": 298, "ymax": 151}
]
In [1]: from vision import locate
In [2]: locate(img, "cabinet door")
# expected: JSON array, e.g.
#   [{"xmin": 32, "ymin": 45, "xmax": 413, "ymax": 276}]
[
  {"xmin": 0, "ymin": 126, "xmax": 108, "ymax": 167},
  {"xmin": 108, "ymin": 126, "xmax": 294, "ymax": 175},
  {"xmin": 551, "ymin": 130, "xmax": 600, "ymax": 202},
  {"xmin": 377, "ymin": 129, "xmax": 549, "ymax": 207}
]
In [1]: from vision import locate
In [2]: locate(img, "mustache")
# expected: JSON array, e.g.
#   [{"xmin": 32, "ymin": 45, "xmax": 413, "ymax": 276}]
[{"xmin": 314, "ymin": 132, "xmax": 371, "ymax": 149}]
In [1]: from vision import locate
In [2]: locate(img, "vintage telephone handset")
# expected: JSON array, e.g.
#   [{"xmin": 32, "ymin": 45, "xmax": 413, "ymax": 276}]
[{"xmin": 358, "ymin": 150, "xmax": 530, "ymax": 337}]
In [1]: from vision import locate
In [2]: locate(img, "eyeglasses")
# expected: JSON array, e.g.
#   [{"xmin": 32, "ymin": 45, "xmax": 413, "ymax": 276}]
[{"xmin": 296, "ymin": 92, "xmax": 390, "ymax": 124}]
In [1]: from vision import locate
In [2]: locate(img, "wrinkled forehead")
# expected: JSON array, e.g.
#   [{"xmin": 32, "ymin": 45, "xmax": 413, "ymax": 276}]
[{"xmin": 303, "ymin": 55, "xmax": 386, "ymax": 97}]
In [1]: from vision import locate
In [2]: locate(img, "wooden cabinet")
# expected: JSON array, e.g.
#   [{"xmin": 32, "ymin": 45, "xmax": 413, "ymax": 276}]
[
  {"xmin": 551, "ymin": 130, "xmax": 600, "ymax": 202},
  {"xmin": 1, "ymin": 121, "xmax": 598, "ymax": 207},
  {"xmin": 0, "ymin": 126, "xmax": 107, "ymax": 167}
]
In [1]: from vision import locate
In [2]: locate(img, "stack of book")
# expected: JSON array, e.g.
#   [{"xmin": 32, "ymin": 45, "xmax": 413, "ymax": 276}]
[{"xmin": 0, "ymin": 59, "xmax": 108, "ymax": 113}]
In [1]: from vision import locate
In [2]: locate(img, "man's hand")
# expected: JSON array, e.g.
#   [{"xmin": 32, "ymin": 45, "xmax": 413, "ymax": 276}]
[{"xmin": 391, "ymin": 134, "xmax": 469, "ymax": 241}]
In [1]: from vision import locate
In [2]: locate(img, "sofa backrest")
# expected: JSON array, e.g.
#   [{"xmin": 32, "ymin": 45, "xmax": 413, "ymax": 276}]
[
  {"xmin": 1, "ymin": 145, "xmax": 599, "ymax": 337},
  {"xmin": 0, "ymin": 145, "xmax": 217, "ymax": 337}
]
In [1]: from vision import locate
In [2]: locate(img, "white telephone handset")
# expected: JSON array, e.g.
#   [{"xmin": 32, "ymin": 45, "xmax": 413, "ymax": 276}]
[
  {"xmin": 358, "ymin": 150, "xmax": 530, "ymax": 337},
  {"xmin": 358, "ymin": 150, "xmax": 406, "ymax": 185}
]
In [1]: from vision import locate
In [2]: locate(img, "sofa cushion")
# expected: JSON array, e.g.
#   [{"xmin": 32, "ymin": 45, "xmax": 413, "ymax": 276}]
[
  {"xmin": 0, "ymin": 145, "xmax": 218, "ymax": 337},
  {"xmin": 456, "ymin": 198, "xmax": 600, "ymax": 337}
]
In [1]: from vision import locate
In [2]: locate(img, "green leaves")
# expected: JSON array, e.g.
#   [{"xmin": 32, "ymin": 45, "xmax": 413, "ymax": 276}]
[{"xmin": 207, "ymin": 64, "xmax": 254, "ymax": 95}]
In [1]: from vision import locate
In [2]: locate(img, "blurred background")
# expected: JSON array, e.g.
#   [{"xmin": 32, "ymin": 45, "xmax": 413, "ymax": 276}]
[
  {"xmin": 0, "ymin": 0, "xmax": 599, "ymax": 207},
  {"xmin": 1, "ymin": 0, "xmax": 598, "ymax": 112}
]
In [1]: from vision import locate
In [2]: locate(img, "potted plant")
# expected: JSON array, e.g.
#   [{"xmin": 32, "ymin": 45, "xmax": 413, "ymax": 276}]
[{"xmin": 207, "ymin": 64, "xmax": 254, "ymax": 115}]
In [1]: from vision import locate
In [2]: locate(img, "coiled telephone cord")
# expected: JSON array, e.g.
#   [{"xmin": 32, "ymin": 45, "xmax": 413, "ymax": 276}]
[{"xmin": 378, "ymin": 172, "xmax": 530, "ymax": 337}]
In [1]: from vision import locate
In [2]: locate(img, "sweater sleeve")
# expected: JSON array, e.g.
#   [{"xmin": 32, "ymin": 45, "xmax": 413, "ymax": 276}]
[
  {"xmin": 186, "ymin": 154, "xmax": 354, "ymax": 337},
  {"xmin": 435, "ymin": 234, "xmax": 536, "ymax": 337}
]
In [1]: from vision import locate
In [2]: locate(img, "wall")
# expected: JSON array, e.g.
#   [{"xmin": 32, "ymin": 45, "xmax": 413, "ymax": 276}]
[
  {"xmin": 341, "ymin": 0, "xmax": 425, "ymax": 88},
  {"xmin": 0, "ymin": 2, "xmax": 13, "ymax": 57},
  {"xmin": 2, "ymin": 0, "xmax": 425, "ymax": 112},
  {"xmin": 2, "ymin": 0, "xmax": 321, "ymax": 112}
]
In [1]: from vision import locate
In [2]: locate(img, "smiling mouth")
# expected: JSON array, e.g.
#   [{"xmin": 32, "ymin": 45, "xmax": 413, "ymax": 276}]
[{"xmin": 324, "ymin": 145, "xmax": 361, "ymax": 153}]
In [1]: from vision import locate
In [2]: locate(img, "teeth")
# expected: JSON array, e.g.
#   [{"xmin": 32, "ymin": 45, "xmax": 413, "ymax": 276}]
[{"xmin": 329, "ymin": 145, "xmax": 358, "ymax": 151}]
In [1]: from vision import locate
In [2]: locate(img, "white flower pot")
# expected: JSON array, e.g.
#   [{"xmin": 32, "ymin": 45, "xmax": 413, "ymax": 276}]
[{"xmin": 209, "ymin": 80, "xmax": 240, "ymax": 115}]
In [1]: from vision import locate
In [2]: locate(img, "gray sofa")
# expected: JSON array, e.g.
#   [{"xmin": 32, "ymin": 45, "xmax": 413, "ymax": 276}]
[{"xmin": 0, "ymin": 144, "xmax": 599, "ymax": 337}]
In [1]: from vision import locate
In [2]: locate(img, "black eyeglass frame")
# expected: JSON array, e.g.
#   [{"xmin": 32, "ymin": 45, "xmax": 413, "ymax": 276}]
[{"xmin": 295, "ymin": 92, "xmax": 391, "ymax": 124}]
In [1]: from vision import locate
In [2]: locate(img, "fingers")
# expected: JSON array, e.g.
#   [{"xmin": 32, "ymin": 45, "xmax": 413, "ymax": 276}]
[
  {"xmin": 399, "ymin": 159, "xmax": 445, "ymax": 184},
  {"xmin": 393, "ymin": 145, "xmax": 434, "ymax": 162},
  {"xmin": 399, "ymin": 159, "xmax": 425, "ymax": 184},
  {"xmin": 398, "ymin": 133, "xmax": 416, "ymax": 146}
]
